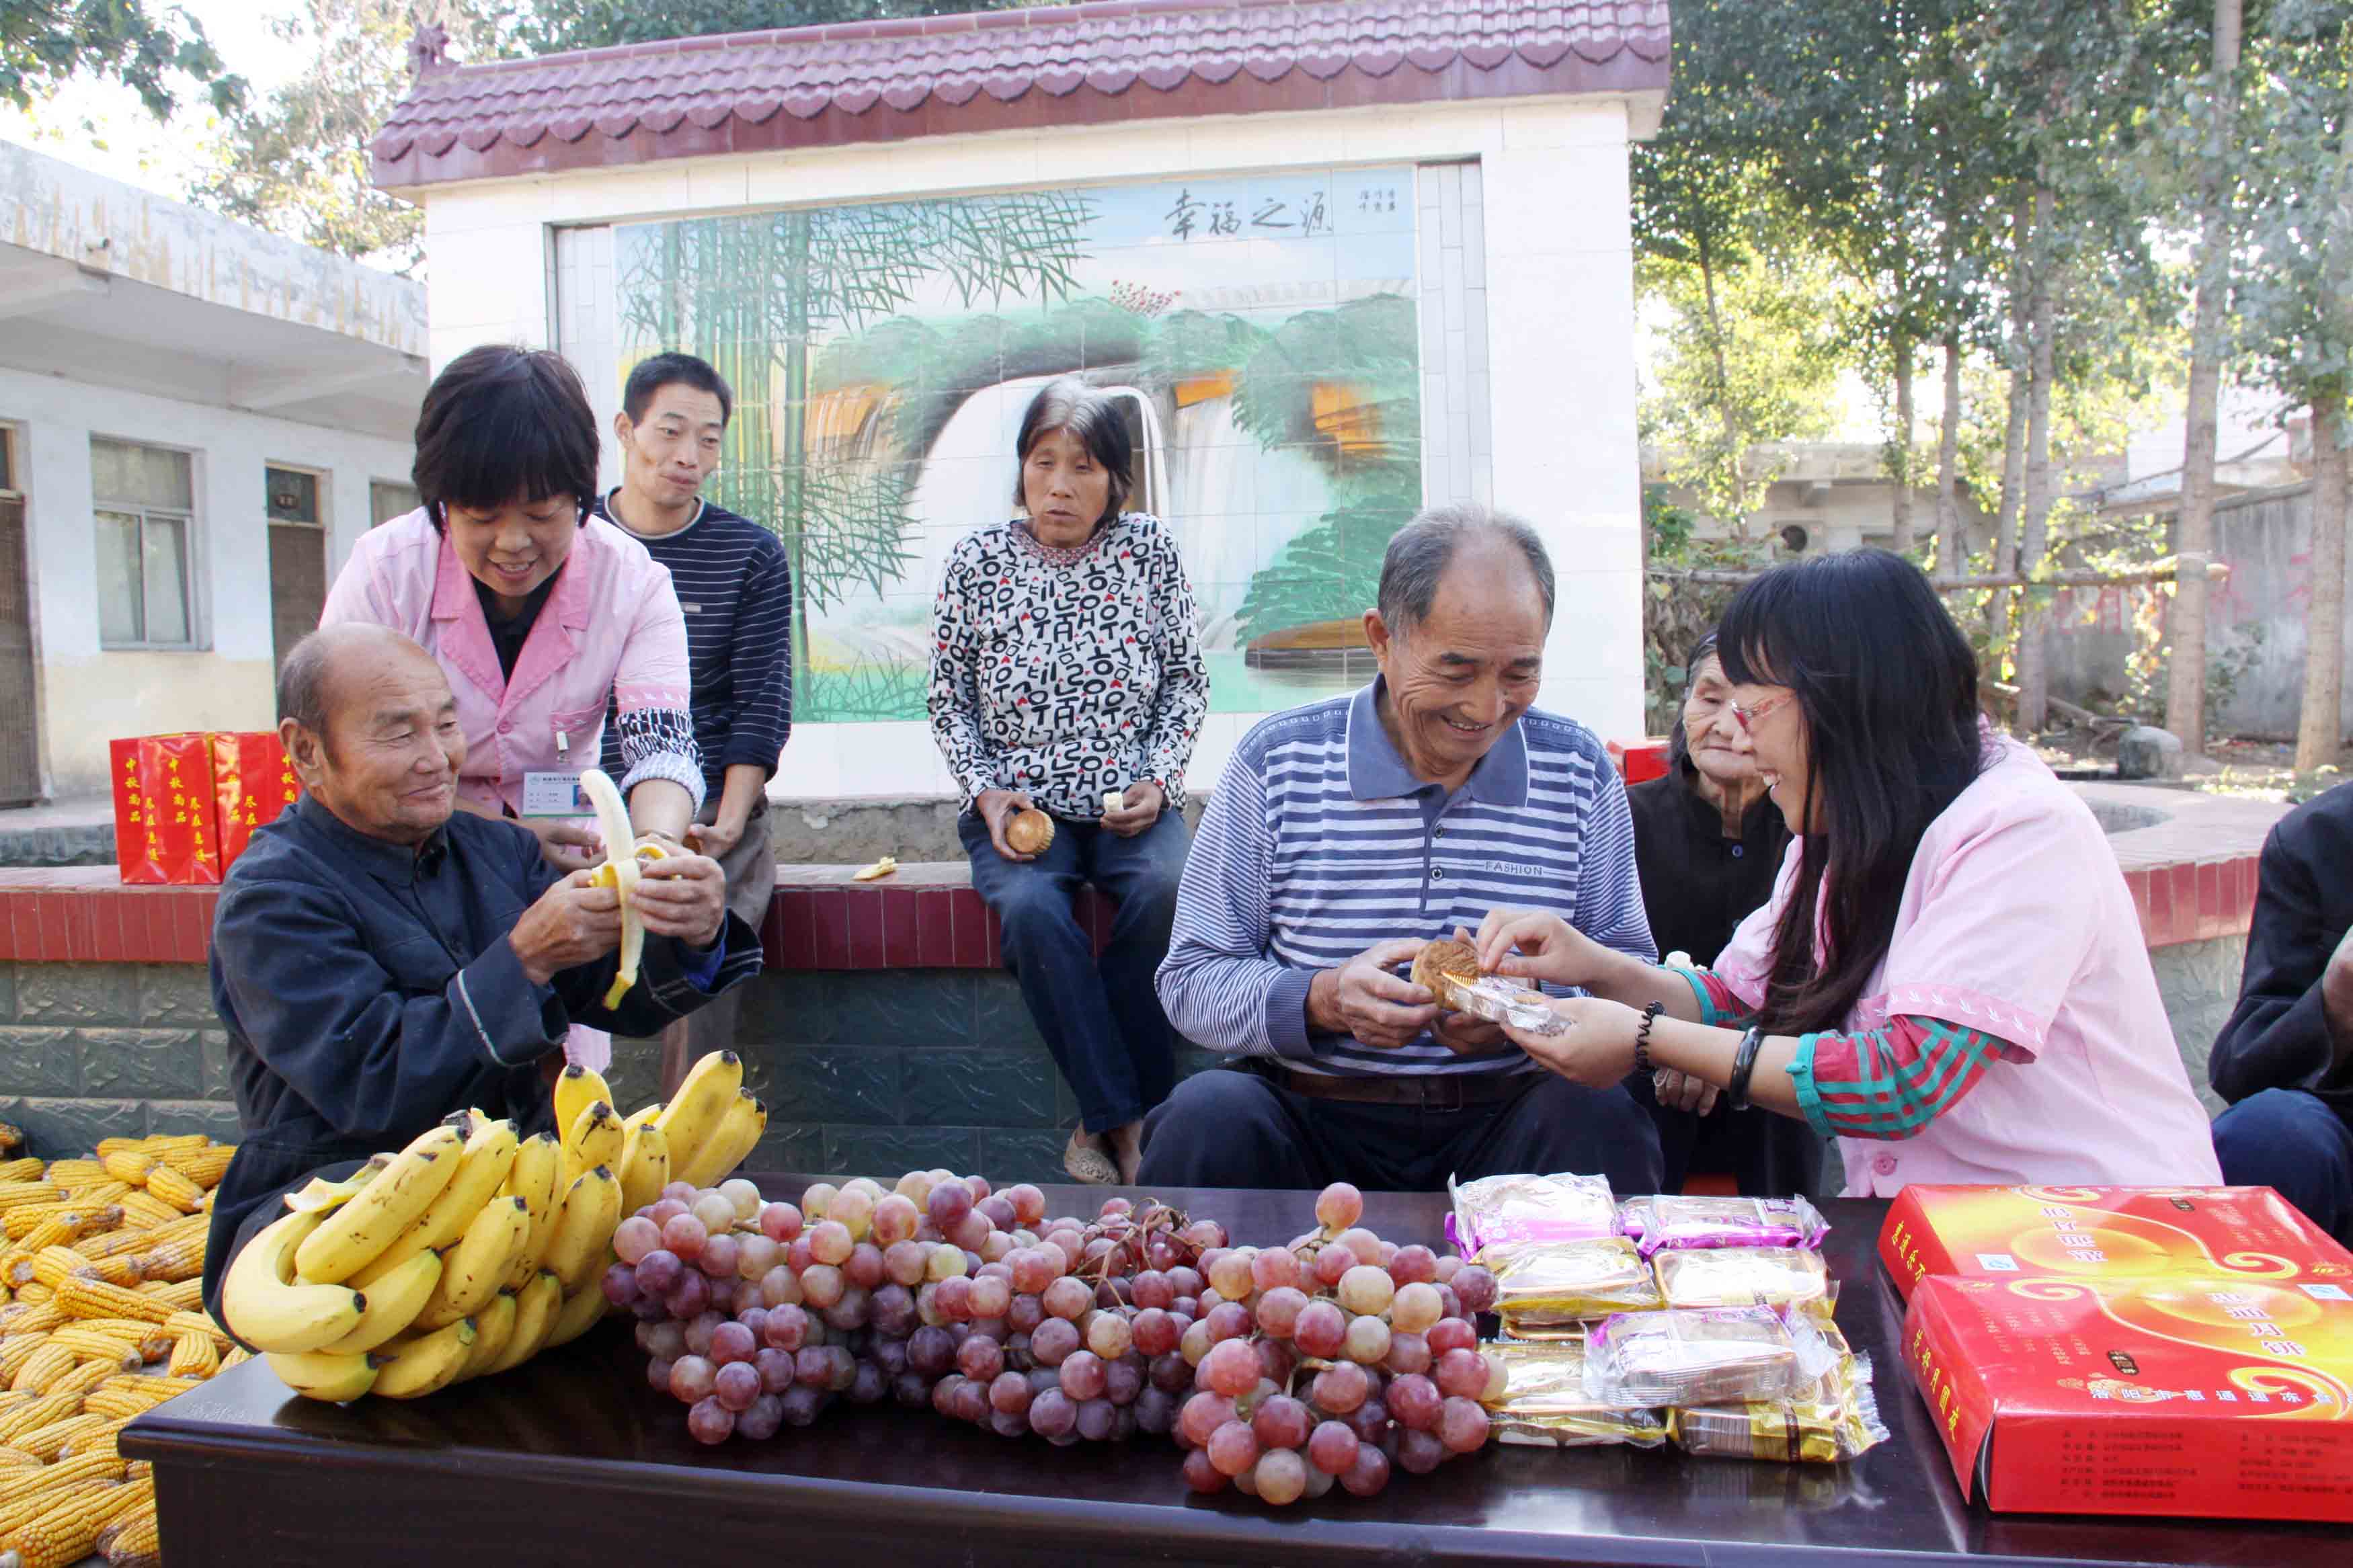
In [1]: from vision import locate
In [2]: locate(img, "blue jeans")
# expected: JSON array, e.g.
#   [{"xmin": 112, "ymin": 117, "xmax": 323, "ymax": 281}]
[
  {"xmin": 2212, "ymin": 1088, "xmax": 2353, "ymax": 1247},
  {"xmin": 959, "ymin": 808, "xmax": 1191, "ymax": 1134}
]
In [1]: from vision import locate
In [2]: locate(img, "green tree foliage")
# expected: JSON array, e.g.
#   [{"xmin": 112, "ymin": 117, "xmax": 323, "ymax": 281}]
[
  {"xmin": 0, "ymin": 0, "xmax": 240, "ymax": 116},
  {"xmin": 492, "ymin": 0, "xmax": 1023, "ymax": 55}
]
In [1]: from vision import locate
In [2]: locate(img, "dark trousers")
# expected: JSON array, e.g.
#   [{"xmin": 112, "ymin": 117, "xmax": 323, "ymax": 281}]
[
  {"xmin": 2212, "ymin": 1087, "xmax": 2353, "ymax": 1247},
  {"xmin": 1133, "ymin": 1064, "xmax": 1663, "ymax": 1194},
  {"xmin": 961, "ymin": 808, "xmax": 1190, "ymax": 1134},
  {"xmin": 1630, "ymin": 1071, "xmax": 1825, "ymax": 1200}
]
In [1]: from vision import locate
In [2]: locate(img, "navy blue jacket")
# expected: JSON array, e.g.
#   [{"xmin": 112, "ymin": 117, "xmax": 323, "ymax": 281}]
[
  {"xmin": 2212, "ymin": 780, "xmax": 2353, "ymax": 1122},
  {"xmin": 201, "ymin": 796, "xmax": 761, "ymax": 1314}
]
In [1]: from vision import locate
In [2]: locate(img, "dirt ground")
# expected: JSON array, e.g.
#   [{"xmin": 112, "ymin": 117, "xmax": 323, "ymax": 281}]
[{"xmin": 2028, "ymin": 727, "xmax": 2352, "ymax": 804}]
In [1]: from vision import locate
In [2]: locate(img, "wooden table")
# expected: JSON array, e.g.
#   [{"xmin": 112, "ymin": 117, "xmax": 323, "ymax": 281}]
[{"xmin": 124, "ymin": 1183, "xmax": 2347, "ymax": 1567}]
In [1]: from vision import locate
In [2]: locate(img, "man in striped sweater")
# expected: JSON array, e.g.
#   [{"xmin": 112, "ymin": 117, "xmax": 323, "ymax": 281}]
[
  {"xmin": 1138, "ymin": 506, "xmax": 1663, "ymax": 1192},
  {"xmin": 597, "ymin": 352, "xmax": 793, "ymax": 1092}
]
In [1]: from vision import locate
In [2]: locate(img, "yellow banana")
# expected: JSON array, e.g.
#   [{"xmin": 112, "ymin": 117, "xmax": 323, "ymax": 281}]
[
  {"xmin": 282, "ymin": 1156, "xmax": 389, "ymax": 1214},
  {"xmin": 460, "ymin": 1290, "xmax": 518, "ymax": 1381},
  {"xmin": 616, "ymin": 1120, "xmax": 671, "ymax": 1216},
  {"xmin": 503, "ymin": 1132, "xmax": 563, "ymax": 1288},
  {"xmin": 413, "ymin": 1196, "xmax": 532, "ymax": 1331},
  {"xmin": 294, "ymin": 1123, "xmax": 465, "ymax": 1284},
  {"xmin": 543, "ymin": 1165, "xmax": 622, "ymax": 1292},
  {"xmin": 651, "ymin": 1050, "xmax": 742, "ymax": 1186},
  {"xmin": 622, "ymin": 1100, "xmax": 665, "ymax": 1135},
  {"xmin": 352, "ymin": 1118, "xmax": 518, "ymax": 1287},
  {"xmin": 267, "ymin": 1348, "xmax": 378, "ymax": 1403},
  {"xmin": 563, "ymin": 1101, "xmax": 624, "ymax": 1189},
  {"xmin": 678, "ymin": 1089, "xmax": 766, "ymax": 1190},
  {"xmin": 221, "ymin": 1208, "xmax": 368, "ymax": 1354},
  {"xmin": 581, "ymin": 768, "xmax": 669, "ymax": 1007},
  {"xmin": 315, "ymin": 1250, "xmax": 442, "ymax": 1356},
  {"xmin": 371, "ymin": 1317, "xmax": 477, "ymax": 1399},
  {"xmin": 543, "ymin": 1283, "xmax": 610, "ymax": 1351},
  {"xmin": 552, "ymin": 1066, "xmax": 610, "ymax": 1151},
  {"xmin": 489, "ymin": 1271, "xmax": 564, "ymax": 1375}
]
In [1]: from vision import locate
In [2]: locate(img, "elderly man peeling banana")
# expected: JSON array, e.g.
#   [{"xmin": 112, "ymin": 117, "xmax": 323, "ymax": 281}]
[{"xmin": 199, "ymin": 624, "xmax": 763, "ymax": 1330}]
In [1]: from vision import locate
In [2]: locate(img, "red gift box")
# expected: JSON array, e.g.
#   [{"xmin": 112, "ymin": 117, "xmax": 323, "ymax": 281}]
[
  {"xmin": 110, "ymin": 732, "xmax": 301, "ymax": 884},
  {"xmin": 212, "ymin": 731, "xmax": 301, "ymax": 868}
]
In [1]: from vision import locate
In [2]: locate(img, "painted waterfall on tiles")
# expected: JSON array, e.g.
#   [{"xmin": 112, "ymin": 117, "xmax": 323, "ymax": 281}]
[{"xmin": 612, "ymin": 167, "xmax": 1422, "ymax": 723}]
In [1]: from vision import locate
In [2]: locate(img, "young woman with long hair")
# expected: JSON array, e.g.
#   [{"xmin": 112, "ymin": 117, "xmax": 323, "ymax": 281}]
[{"xmin": 1481, "ymin": 549, "xmax": 2219, "ymax": 1193}]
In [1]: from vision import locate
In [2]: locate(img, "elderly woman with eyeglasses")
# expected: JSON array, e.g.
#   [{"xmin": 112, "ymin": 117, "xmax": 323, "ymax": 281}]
[{"xmin": 1478, "ymin": 550, "xmax": 2219, "ymax": 1195}]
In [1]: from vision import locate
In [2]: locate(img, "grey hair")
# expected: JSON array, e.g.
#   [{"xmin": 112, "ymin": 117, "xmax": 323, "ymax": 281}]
[
  {"xmin": 1011, "ymin": 378, "xmax": 1135, "ymax": 522},
  {"xmin": 1376, "ymin": 503, "xmax": 1556, "ymax": 632},
  {"xmin": 276, "ymin": 630, "xmax": 337, "ymax": 736}
]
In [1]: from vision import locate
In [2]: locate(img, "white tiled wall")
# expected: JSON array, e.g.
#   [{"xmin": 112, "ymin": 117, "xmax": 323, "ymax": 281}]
[{"xmin": 427, "ymin": 92, "xmax": 1652, "ymax": 792}]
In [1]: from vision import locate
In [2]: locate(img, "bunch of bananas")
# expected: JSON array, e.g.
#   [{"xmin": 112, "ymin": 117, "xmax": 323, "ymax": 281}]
[{"xmin": 223, "ymin": 1049, "xmax": 766, "ymax": 1402}]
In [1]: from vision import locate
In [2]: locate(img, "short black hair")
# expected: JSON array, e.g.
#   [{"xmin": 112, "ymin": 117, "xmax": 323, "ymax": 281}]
[
  {"xmin": 623, "ymin": 352, "xmax": 734, "ymax": 427},
  {"xmin": 411, "ymin": 345, "xmax": 600, "ymax": 526},
  {"xmin": 1012, "ymin": 379, "xmax": 1133, "ymax": 523},
  {"xmin": 1377, "ymin": 503, "xmax": 1556, "ymax": 631}
]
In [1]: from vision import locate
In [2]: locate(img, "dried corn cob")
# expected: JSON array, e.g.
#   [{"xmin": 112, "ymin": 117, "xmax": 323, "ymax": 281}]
[
  {"xmin": 6, "ymin": 1344, "xmax": 72, "ymax": 1396},
  {"xmin": 112, "ymin": 1195, "xmax": 180, "ymax": 1233},
  {"xmin": 11, "ymin": 1413, "xmax": 106, "ymax": 1461},
  {"xmin": 95, "ymin": 1155, "xmax": 153, "ymax": 1189},
  {"xmin": 55, "ymin": 1281, "xmax": 169, "ymax": 1328},
  {"xmin": 0, "ymin": 1190, "xmax": 55, "ymax": 1218},
  {"xmin": 217, "ymin": 1344, "xmax": 250, "ymax": 1371},
  {"xmin": 138, "ymin": 1169, "xmax": 201, "ymax": 1216},
  {"xmin": 162, "ymin": 1312, "xmax": 228, "ymax": 1352},
  {"xmin": 0, "ymin": 1452, "xmax": 120, "ymax": 1508},
  {"xmin": 5, "ymin": 1292, "xmax": 45, "ymax": 1311},
  {"xmin": 42, "ymin": 1331, "xmax": 138, "ymax": 1372},
  {"xmin": 0, "ymin": 1481, "xmax": 110, "ymax": 1545},
  {"xmin": 99, "ymin": 1497, "xmax": 158, "ymax": 1568},
  {"xmin": 128, "ymin": 1244, "xmax": 196, "ymax": 1286},
  {"xmin": 136, "ymin": 1137, "xmax": 207, "ymax": 1155},
  {"xmin": 69, "ymin": 1231, "xmax": 145, "ymax": 1265},
  {"xmin": 132, "ymin": 1281, "xmax": 199, "ymax": 1314},
  {"xmin": 0, "ymin": 1308, "xmax": 58, "ymax": 1339},
  {"xmin": 90, "ymin": 1141, "xmax": 143, "ymax": 1159},
  {"xmin": 0, "ymin": 1167, "xmax": 41, "ymax": 1188},
  {"xmin": 3, "ymin": 1209, "xmax": 104, "ymax": 1247},
  {"xmin": 46, "ymin": 1360, "xmax": 118, "ymax": 1399},
  {"xmin": 34, "ymin": 1163, "xmax": 99, "ymax": 1189},
  {"xmin": 2, "ymin": 1473, "xmax": 152, "ymax": 1568},
  {"xmin": 0, "ymin": 1344, "xmax": 44, "ymax": 1390},
  {"xmin": 0, "ymin": 1452, "xmax": 34, "ymax": 1471},
  {"xmin": 0, "ymin": 1395, "xmax": 79, "ymax": 1446},
  {"xmin": 157, "ymin": 1145, "xmax": 231, "ymax": 1188},
  {"xmin": 54, "ymin": 1183, "xmax": 130, "ymax": 1212},
  {"xmin": 57, "ymin": 1413, "xmax": 133, "ymax": 1459},
  {"xmin": 24, "ymin": 1248, "xmax": 105, "ymax": 1294},
  {"xmin": 165, "ymin": 1331, "xmax": 216, "ymax": 1378}
]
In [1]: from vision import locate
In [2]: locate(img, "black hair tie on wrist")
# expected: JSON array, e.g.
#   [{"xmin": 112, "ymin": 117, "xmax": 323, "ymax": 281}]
[
  {"xmin": 1633, "ymin": 1001, "xmax": 1664, "ymax": 1074},
  {"xmin": 1728, "ymin": 1025, "xmax": 1766, "ymax": 1112}
]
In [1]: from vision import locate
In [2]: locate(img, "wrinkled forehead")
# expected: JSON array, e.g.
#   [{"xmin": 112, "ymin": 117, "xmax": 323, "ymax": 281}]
[{"xmin": 325, "ymin": 646, "xmax": 456, "ymax": 727}]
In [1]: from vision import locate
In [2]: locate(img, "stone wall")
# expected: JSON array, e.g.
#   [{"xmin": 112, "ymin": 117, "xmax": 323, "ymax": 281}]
[{"xmin": 0, "ymin": 963, "xmax": 239, "ymax": 1157}]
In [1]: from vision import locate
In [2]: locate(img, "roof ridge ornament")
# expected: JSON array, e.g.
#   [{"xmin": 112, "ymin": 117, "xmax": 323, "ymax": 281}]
[{"xmin": 408, "ymin": 22, "xmax": 455, "ymax": 81}]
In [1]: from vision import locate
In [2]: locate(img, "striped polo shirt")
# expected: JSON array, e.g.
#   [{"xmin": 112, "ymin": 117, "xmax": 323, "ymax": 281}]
[{"xmin": 1156, "ymin": 682, "xmax": 1656, "ymax": 1077}]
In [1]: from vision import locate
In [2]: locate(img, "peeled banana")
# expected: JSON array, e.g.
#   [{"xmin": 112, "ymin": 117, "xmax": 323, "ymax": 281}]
[{"xmin": 581, "ymin": 768, "xmax": 666, "ymax": 1007}]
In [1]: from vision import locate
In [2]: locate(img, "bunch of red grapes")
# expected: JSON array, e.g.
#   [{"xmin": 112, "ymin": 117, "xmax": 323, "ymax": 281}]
[{"xmin": 604, "ymin": 1170, "xmax": 1499, "ymax": 1508}]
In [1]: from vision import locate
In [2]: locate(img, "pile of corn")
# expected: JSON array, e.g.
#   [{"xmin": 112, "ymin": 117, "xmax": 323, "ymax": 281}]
[{"xmin": 0, "ymin": 1130, "xmax": 239, "ymax": 1568}]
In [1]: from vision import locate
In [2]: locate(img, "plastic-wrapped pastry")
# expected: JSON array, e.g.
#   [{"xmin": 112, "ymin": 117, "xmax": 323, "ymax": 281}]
[
  {"xmin": 1480, "ymin": 1339, "xmax": 1669, "ymax": 1449},
  {"xmin": 1583, "ymin": 1305, "xmax": 1839, "ymax": 1407},
  {"xmin": 1669, "ymin": 1353, "xmax": 1890, "ymax": 1463},
  {"xmin": 1617, "ymin": 1194, "xmax": 1830, "ymax": 1256},
  {"xmin": 1447, "ymin": 1171, "xmax": 1618, "ymax": 1258},
  {"xmin": 1653, "ymin": 1245, "xmax": 1834, "ymax": 1315},
  {"xmin": 1410, "ymin": 938, "xmax": 1567, "ymax": 1035},
  {"xmin": 1491, "ymin": 1236, "xmax": 1665, "ymax": 1324}
]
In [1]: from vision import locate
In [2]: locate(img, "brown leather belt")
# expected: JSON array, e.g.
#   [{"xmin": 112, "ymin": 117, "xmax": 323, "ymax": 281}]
[{"xmin": 1271, "ymin": 1065, "xmax": 1528, "ymax": 1111}]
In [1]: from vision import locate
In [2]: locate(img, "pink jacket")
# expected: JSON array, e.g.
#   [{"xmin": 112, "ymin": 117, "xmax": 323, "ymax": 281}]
[
  {"xmin": 1714, "ymin": 733, "xmax": 2222, "ymax": 1196},
  {"xmin": 319, "ymin": 507, "xmax": 701, "ymax": 819}
]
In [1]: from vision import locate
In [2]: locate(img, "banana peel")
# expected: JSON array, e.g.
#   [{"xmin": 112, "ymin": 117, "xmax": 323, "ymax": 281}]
[{"xmin": 580, "ymin": 768, "xmax": 666, "ymax": 1008}]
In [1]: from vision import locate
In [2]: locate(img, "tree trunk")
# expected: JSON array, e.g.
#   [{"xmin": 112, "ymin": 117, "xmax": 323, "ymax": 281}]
[
  {"xmin": 2165, "ymin": 0, "xmax": 2243, "ymax": 757},
  {"xmin": 2013, "ymin": 188, "xmax": 2059, "ymax": 735},
  {"xmin": 1933, "ymin": 330, "xmax": 1963, "ymax": 575},
  {"xmin": 1989, "ymin": 190, "xmax": 2033, "ymax": 639},
  {"xmin": 1889, "ymin": 335, "xmax": 1916, "ymax": 554},
  {"xmin": 2297, "ymin": 393, "xmax": 2347, "ymax": 773}
]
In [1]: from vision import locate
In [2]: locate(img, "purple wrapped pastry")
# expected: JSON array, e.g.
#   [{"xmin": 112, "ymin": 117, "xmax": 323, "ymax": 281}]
[{"xmin": 1617, "ymin": 1194, "xmax": 1830, "ymax": 1257}]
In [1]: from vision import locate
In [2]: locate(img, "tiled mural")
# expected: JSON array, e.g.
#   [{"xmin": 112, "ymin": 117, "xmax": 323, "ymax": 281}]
[{"xmin": 614, "ymin": 166, "xmax": 1423, "ymax": 723}]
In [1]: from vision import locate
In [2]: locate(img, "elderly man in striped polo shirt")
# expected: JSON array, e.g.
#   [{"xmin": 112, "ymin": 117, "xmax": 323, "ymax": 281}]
[{"xmin": 1137, "ymin": 505, "xmax": 1664, "ymax": 1193}]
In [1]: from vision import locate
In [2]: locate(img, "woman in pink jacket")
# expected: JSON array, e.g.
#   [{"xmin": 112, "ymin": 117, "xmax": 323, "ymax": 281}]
[
  {"xmin": 1478, "ymin": 549, "xmax": 2219, "ymax": 1195},
  {"xmin": 321, "ymin": 345, "xmax": 703, "ymax": 868},
  {"xmin": 321, "ymin": 347, "xmax": 706, "ymax": 1072}
]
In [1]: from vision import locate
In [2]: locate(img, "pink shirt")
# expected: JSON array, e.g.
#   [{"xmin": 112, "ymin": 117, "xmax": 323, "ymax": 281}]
[
  {"xmin": 1713, "ymin": 733, "xmax": 2222, "ymax": 1196},
  {"xmin": 319, "ymin": 507, "xmax": 698, "ymax": 819}
]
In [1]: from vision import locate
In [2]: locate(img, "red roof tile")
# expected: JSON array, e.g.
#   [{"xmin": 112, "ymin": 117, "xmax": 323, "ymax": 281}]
[{"xmin": 372, "ymin": 1, "xmax": 1671, "ymax": 189}]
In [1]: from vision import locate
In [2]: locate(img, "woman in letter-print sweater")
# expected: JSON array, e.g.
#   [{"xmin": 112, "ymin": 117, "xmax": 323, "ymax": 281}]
[{"xmin": 927, "ymin": 380, "xmax": 1209, "ymax": 1186}]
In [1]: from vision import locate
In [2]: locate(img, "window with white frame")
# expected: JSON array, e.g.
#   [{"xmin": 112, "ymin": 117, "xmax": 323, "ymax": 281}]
[
  {"xmin": 370, "ymin": 479, "xmax": 420, "ymax": 526},
  {"xmin": 0, "ymin": 425, "xmax": 16, "ymax": 496},
  {"xmin": 92, "ymin": 438, "xmax": 196, "ymax": 648}
]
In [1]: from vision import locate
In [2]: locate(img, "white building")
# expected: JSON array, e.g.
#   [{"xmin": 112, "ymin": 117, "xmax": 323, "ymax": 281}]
[
  {"xmin": 0, "ymin": 138, "xmax": 426, "ymax": 800},
  {"xmin": 371, "ymin": 0, "xmax": 1669, "ymax": 794}
]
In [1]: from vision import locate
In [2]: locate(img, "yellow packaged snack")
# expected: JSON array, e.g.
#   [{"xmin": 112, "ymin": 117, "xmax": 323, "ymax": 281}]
[
  {"xmin": 1653, "ymin": 1245, "xmax": 1835, "ymax": 1316},
  {"xmin": 1669, "ymin": 1352, "xmax": 1890, "ymax": 1463},
  {"xmin": 1492, "ymin": 1236, "xmax": 1665, "ymax": 1325},
  {"xmin": 1480, "ymin": 1338, "xmax": 1669, "ymax": 1450}
]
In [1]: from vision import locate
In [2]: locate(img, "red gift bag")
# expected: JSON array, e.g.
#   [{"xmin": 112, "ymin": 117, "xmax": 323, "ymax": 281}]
[
  {"xmin": 110, "ymin": 734, "xmax": 225, "ymax": 885},
  {"xmin": 212, "ymin": 731, "xmax": 301, "ymax": 869}
]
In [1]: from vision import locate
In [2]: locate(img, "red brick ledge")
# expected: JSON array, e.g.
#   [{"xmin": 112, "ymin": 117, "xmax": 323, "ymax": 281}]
[{"xmin": 0, "ymin": 855, "xmax": 2262, "ymax": 968}]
